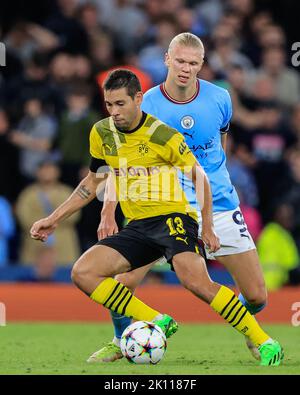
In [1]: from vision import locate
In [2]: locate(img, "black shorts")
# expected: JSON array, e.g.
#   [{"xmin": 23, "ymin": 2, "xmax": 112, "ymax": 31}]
[{"xmin": 97, "ymin": 213, "xmax": 204, "ymax": 270}]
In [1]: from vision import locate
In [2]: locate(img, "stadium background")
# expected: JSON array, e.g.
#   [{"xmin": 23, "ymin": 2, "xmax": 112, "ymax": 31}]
[{"xmin": 0, "ymin": 0, "xmax": 300, "ymax": 324}]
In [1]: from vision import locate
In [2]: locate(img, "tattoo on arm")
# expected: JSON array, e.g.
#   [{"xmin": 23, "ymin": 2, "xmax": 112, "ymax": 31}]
[{"xmin": 76, "ymin": 185, "xmax": 92, "ymax": 200}]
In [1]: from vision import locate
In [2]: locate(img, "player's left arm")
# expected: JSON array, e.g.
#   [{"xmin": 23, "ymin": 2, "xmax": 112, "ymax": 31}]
[
  {"xmin": 97, "ymin": 172, "xmax": 119, "ymax": 240},
  {"xmin": 220, "ymin": 89, "xmax": 233, "ymax": 153},
  {"xmin": 221, "ymin": 133, "xmax": 227, "ymax": 152},
  {"xmin": 165, "ymin": 133, "xmax": 220, "ymax": 252}
]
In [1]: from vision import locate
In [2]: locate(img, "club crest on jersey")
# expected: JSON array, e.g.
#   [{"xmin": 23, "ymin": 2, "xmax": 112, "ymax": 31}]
[
  {"xmin": 138, "ymin": 142, "xmax": 149, "ymax": 156},
  {"xmin": 181, "ymin": 115, "xmax": 195, "ymax": 129}
]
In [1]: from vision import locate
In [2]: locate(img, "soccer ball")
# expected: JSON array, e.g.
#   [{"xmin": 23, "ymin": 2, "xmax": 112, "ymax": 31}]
[{"xmin": 120, "ymin": 321, "xmax": 167, "ymax": 364}]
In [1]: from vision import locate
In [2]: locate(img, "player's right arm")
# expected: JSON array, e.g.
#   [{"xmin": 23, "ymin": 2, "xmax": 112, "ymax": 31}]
[
  {"xmin": 31, "ymin": 123, "xmax": 108, "ymax": 242},
  {"xmin": 30, "ymin": 168, "xmax": 108, "ymax": 242}
]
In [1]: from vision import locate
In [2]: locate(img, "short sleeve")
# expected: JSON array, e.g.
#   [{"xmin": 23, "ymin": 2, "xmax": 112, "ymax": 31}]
[
  {"xmin": 220, "ymin": 90, "xmax": 233, "ymax": 133},
  {"xmin": 89, "ymin": 124, "xmax": 104, "ymax": 159},
  {"xmin": 141, "ymin": 91, "xmax": 154, "ymax": 115}
]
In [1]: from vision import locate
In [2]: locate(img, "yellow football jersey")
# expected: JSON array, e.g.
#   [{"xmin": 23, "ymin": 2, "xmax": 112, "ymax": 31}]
[{"xmin": 89, "ymin": 113, "xmax": 198, "ymax": 222}]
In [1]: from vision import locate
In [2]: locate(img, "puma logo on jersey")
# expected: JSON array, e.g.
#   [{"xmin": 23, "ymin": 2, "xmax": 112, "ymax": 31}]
[
  {"xmin": 103, "ymin": 143, "xmax": 112, "ymax": 152},
  {"xmin": 183, "ymin": 131, "xmax": 194, "ymax": 139},
  {"xmin": 103, "ymin": 143, "xmax": 117, "ymax": 155},
  {"xmin": 176, "ymin": 236, "xmax": 188, "ymax": 245}
]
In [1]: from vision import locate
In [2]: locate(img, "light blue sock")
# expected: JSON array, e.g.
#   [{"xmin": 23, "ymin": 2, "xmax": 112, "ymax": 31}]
[
  {"xmin": 238, "ymin": 293, "xmax": 266, "ymax": 315},
  {"xmin": 110, "ymin": 311, "xmax": 132, "ymax": 339}
]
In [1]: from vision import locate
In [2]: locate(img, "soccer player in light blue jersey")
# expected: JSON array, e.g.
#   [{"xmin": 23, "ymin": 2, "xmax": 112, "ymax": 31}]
[{"xmin": 88, "ymin": 33, "xmax": 281, "ymax": 364}]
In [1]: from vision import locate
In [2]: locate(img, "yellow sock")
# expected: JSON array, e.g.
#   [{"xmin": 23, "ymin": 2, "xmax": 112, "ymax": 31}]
[
  {"xmin": 90, "ymin": 278, "xmax": 159, "ymax": 321},
  {"xmin": 210, "ymin": 286, "xmax": 269, "ymax": 347}
]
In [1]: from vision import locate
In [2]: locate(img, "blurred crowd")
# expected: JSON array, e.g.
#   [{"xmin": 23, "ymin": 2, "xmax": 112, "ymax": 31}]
[{"xmin": 0, "ymin": 0, "xmax": 300, "ymax": 290}]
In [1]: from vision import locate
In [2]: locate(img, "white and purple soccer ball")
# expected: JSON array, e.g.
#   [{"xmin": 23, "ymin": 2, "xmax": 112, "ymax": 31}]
[{"xmin": 120, "ymin": 321, "xmax": 167, "ymax": 364}]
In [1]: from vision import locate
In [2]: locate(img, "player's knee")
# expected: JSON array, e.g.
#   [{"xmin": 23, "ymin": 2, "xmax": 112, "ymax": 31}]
[
  {"xmin": 71, "ymin": 261, "xmax": 89, "ymax": 288},
  {"xmin": 245, "ymin": 286, "xmax": 267, "ymax": 307}
]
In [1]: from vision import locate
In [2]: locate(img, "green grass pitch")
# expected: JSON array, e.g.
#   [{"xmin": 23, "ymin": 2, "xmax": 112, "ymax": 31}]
[{"xmin": 0, "ymin": 323, "xmax": 299, "ymax": 375}]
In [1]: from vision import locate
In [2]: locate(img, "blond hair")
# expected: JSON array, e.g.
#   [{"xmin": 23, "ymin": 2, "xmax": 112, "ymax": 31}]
[{"xmin": 168, "ymin": 32, "xmax": 205, "ymax": 57}]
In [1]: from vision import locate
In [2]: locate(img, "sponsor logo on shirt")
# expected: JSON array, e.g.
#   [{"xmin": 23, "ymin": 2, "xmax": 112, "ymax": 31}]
[{"xmin": 113, "ymin": 166, "xmax": 160, "ymax": 177}]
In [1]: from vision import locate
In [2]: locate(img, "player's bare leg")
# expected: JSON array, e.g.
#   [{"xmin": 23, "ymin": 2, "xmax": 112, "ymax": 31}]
[
  {"xmin": 218, "ymin": 250, "xmax": 267, "ymax": 308},
  {"xmin": 217, "ymin": 249, "xmax": 267, "ymax": 360},
  {"xmin": 172, "ymin": 252, "xmax": 221, "ymax": 303},
  {"xmin": 71, "ymin": 246, "xmax": 177, "ymax": 362},
  {"xmin": 87, "ymin": 263, "xmax": 154, "ymax": 363},
  {"xmin": 71, "ymin": 245, "xmax": 132, "ymax": 295},
  {"xmin": 172, "ymin": 251, "xmax": 283, "ymax": 366},
  {"xmin": 115, "ymin": 262, "xmax": 154, "ymax": 291}
]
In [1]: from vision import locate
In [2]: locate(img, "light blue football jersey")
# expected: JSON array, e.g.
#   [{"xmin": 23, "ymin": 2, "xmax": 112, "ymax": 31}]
[{"xmin": 141, "ymin": 79, "xmax": 239, "ymax": 212}]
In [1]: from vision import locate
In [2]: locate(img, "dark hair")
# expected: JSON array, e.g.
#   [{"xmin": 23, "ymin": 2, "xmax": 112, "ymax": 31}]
[{"xmin": 103, "ymin": 69, "xmax": 141, "ymax": 99}]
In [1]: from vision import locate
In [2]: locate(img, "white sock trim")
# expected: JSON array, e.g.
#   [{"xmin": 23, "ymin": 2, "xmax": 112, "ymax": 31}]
[
  {"xmin": 261, "ymin": 337, "xmax": 273, "ymax": 346},
  {"xmin": 112, "ymin": 337, "xmax": 120, "ymax": 347}
]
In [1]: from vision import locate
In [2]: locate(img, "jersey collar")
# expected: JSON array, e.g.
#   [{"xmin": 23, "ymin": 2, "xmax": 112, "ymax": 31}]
[
  {"xmin": 115, "ymin": 111, "xmax": 147, "ymax": 134},
  {"xmin": 160, "ymin": 79, "xmax": 200, "ymax": 104}
]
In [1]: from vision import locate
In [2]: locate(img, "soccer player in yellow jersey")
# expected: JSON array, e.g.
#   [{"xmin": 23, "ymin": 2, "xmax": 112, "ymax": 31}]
[{"xmin": 30, "ymin": 69, "xmax": 283, "ymax": 366}]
